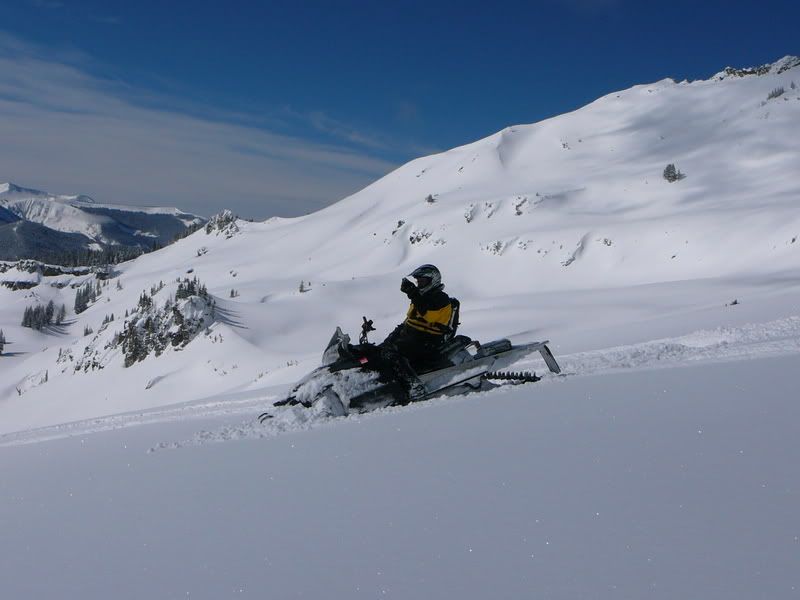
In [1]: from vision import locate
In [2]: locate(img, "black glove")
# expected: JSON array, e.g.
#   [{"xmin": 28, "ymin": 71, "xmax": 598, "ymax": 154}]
[
  {"xmin": 361, "ymin": 316, "xmax": 376, "ymax": 333},
  {"xmin": 359, "ymin": 316, "xmax": 376, "ymax": 344},
  {"xmin": 400, "ymin": 277, "xmax": 417, "ymax": 296}
]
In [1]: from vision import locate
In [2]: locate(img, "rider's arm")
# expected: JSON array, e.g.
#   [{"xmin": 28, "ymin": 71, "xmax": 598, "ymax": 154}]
[{"xmin": 401, "ymin": 279, "xmax": 427, "ymax": 313}]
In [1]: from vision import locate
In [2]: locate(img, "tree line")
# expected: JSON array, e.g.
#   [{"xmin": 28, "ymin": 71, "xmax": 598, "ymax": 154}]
[{"xmin": 21, "ymin": 301, "xmax": 67, "ymax": 331}]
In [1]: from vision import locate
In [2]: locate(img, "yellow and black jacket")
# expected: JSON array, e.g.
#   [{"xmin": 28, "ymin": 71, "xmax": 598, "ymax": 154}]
[
  {"xmin": 387, "ymin": 286, "xmax": 456, "ymax": 350},
  {"xmin": 404, "ymin": 291, "xmax": 453, "ymax": 336}
]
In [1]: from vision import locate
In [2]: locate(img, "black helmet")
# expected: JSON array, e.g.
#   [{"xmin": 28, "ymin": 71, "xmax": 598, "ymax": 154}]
[{"xmin": 409, "ymin": 264, "xmax": 442, "ymax": 295}]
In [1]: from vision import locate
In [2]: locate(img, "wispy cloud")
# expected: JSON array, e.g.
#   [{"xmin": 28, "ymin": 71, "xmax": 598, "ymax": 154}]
[
  {"xmin": 0, "ymin": 32, "xmax": 400, "ymax": 218},
  {"xmin": 305, "ymin": 110, "xmax": 390, "ymax": 151},
  {"xmin": 280, "ymin": 105, "xmax": 442, "ymax": 158},
  {"xmin": 89, "ymin": 15, "xmax": 123, "ymax": 25},
  {"xmin": 393, "ymin": 100, "xmax": 420, "ymax": 125},
  {"xmin": 27, "ymin": 0, "xmax": 64, "ymax": 9},
  {"xmin": 552, "ymin": 0, "xmax": 623, "ymax": 13},
  {"xmin": 27, "ymin": 1, "xmax": 122, "ymax": 26}
]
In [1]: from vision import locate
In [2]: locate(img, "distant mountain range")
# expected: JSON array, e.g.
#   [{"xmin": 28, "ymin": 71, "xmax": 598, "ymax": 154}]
[{"xmin": 0, "ymin": 182, "xmax": 205, "ymax": 263}]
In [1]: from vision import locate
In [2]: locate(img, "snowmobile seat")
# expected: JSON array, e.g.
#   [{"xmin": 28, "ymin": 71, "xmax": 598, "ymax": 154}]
[
  {"xmin": 440, "ymin": 334, "xmax": 473, "ymax": 359},
  {"xmin": 415, "ymin": 334, "xmax": 474, "ymax": 373}
]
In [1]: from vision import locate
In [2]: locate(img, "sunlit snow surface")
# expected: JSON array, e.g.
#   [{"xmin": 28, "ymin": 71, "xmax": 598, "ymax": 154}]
[
  {"xmin": 1, "ymin": 352, "xmax": 798, "ymax": 599},
  {"xmin": 1, "ymin": 59, "xmax": 800, "ymax": 598}
]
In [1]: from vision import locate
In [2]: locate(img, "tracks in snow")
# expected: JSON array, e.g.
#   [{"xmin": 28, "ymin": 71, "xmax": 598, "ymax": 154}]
[
  {"xmin": 0, "ymin": 391, "xmax": 279, "ymax": 448},
  {"xmin": 549, "ymin": 316, "xmax": 800, "ymax": 377},
  {"xmin": 3, "ymin": 316, "xmax": 800, "ymax": 448}
]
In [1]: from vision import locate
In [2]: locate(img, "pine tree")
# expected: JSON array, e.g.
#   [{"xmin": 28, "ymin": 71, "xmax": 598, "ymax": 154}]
[
  {"xmin": 74, "ymin": 283, "xmax": 93, "ymax": 314},
  {"xmin": 20, "ymin": 304, "xmax": 55, "ymax": 330},
  {"xmin": 138, "ymin": 292, "xmax": 153, "ymax": 311},
  {"xmin": 663, "ymin": 163, "xmax": 685, "ymax": 183},
  {"xmin": 176, "ymin": 276, "xmax": 209, "ymax": 300},
  {"xmin": 0, "ymin": 329, "xmax": 5, "ymax": 355},
  {"xmin": 73, "ymin": 280, "xmax": 102, "ymax": 313},
  {"xmin": 123, "ymin": 320, "xmax": 142, "ymax": 367},
  {"xmin": 56, "ymin": 304, "xmax": 67, "ymax": 325}
]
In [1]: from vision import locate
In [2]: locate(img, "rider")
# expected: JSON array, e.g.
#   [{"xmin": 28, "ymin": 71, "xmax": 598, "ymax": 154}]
[{"xmin": 380, "ymin": 264, "xmax": 456, "ymax": 401}]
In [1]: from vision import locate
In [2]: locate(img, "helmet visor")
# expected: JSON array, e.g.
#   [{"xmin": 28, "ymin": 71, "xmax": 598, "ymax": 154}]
[{"xmin": 414, "ymin": 275, "xmax": 433, "ymax": 289}]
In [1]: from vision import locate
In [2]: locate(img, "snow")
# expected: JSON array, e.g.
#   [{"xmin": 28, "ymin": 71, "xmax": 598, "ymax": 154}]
[
  {"xmin": 1, "ymin": 56, "xmax": 799, "ymax": 598},
  {"xmin": 1, "ymin": 353, "xmax": 798, "ymax": 599}
]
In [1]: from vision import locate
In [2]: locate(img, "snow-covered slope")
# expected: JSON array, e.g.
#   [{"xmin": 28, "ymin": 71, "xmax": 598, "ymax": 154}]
[
  {"xmin": 2, "ymin": 351, "xmax": 798, "ymax": 600},
  {"xmin": 1, "ymin": 56, "xmax": 799, "ymax": 434},
  {"xmin": 0, "ymin": 182, "xmax": 205, "ymax": 261}
]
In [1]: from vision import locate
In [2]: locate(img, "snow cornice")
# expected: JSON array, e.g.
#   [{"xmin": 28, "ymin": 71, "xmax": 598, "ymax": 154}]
[{"xmin": 712, "ymin": 55, "xmax": 800, "ymax": 81}]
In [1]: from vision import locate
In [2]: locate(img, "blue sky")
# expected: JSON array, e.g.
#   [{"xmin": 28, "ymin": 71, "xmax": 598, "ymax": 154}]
[{"xmin": 0, "ymin": 0, "xmax": 797, "ymax": 218}]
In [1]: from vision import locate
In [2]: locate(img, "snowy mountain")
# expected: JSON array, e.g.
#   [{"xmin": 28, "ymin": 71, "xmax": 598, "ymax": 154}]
[
  {"xmin": 1, "ymin": 56, "xmax": 800, "ymax": 600},
  {"xmin": 0, "ymin": 203, "xmax": 20, "ymax": 224},
  {"xmin": 0, "ymin": 182, "xmax": 205, "ymax": 262},
  {"xmin": 1, "ymin": 56, "xmax": 799, "ymax": 433}
]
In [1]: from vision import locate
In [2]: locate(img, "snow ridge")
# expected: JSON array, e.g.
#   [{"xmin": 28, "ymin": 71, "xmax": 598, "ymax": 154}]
[{"xmin": 712, "ymin": 55, "xmax": 800, "ymax": 81}]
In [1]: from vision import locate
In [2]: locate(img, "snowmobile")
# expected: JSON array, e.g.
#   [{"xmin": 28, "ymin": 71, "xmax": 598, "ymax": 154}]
[{"xmin": 258, "ymin": 322, "xmax": 561, "ymax": 422}]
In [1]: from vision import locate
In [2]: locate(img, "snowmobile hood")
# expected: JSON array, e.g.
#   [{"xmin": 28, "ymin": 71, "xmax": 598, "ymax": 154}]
[{"xmin": 322, "ymin": 327, "xmax": 350, "ymax": 365}]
